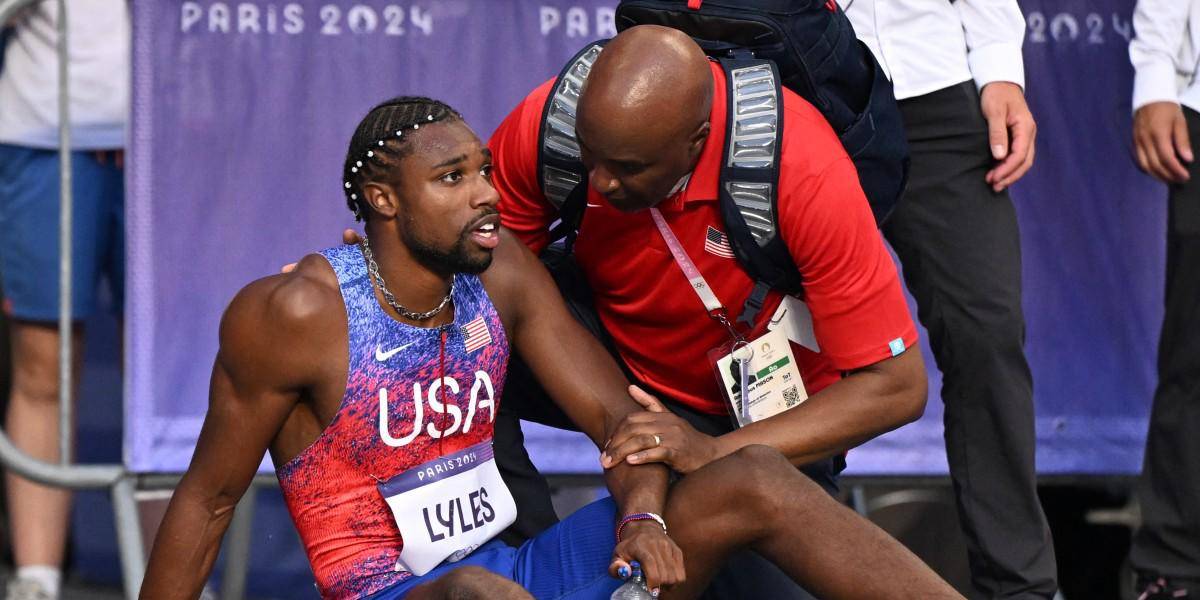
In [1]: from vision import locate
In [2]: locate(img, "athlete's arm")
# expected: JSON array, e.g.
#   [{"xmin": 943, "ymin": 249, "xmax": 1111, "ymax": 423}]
[
  {"xmin": 140, "ymin": 263, "xmax": 341, "ymax": 600},
  {"xmin": 483, "ymin": 230, "xmax": 684, "ymax": 591}
]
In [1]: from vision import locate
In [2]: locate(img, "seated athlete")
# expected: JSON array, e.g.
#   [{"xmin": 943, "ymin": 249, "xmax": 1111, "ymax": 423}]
[{"xmin": 139, "ymin": 97, "xmax": 961, "ymax": 600}]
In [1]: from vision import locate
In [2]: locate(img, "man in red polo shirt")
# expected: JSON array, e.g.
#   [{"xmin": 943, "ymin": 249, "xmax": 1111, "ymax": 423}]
[{"xmin": 489, "ymin": 24, "xmax": 927, "ymax": 599}]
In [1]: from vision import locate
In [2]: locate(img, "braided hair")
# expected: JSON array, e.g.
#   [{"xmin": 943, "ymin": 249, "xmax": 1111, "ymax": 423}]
[{"xmin": 342, "ymin": 96, "xmax": 464, "ymax": 221}]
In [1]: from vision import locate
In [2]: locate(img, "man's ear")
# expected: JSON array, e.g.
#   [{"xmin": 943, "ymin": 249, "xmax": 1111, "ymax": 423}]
[
  {"xmin": 688, "ymin": 121, "xmax": 711, "ymax": 159},
  {"xmin": 362, "ymin": 181, "xmax": 399, "ymax": 220}
]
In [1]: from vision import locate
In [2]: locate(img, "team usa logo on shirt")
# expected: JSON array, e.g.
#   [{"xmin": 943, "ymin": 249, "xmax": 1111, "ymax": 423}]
[
  {"xmin": 704, "ymin": 226, "xmax": 736, "ymax": 259},
  {"xmin": 461, "ymin": 316, "xmax": 493, "ymax": 353},
  {"xmin": 378, "ymin": 372, "xmax": 497, "ymax": 447}
]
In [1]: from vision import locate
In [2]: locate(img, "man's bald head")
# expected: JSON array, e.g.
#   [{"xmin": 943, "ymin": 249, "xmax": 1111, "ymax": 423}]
[
  {"xmin": 582, "ymin": 25, "xmax": 713, "ymax": 133},
  {"xmin": 575, "ymin": 25, "xmax": 714, "ymax": 211}
]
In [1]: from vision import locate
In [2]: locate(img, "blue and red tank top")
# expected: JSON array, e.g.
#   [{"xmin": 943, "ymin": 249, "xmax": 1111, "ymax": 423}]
[{"xmin": 276, "ymin": 244, "xmax": 510, "ymax": 599}]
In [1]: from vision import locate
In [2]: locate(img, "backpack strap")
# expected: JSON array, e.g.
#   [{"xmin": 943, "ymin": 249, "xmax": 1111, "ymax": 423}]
[
  {"xmin": 717, "ymin": 54, "xmax": 804, "ymax": 327},
  {"xmin": 538, "ymin": 40, "xmax": 607, "ymax": 253}
]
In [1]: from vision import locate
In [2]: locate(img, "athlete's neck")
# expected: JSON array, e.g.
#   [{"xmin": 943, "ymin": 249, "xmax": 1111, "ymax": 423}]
[{"xmin": 362, "ymin": 225, "xmax": 455, "ymax": 325}]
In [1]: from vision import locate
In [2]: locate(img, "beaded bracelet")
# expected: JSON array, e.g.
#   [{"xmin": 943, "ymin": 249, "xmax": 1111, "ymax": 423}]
[{"xmin": 616, "ymin": 512, "xmax": 668, "ymax": 543}]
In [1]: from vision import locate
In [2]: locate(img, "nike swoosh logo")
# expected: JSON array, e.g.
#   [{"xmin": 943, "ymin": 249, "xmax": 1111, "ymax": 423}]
[
  {"xmin": 375, "ymin": 342, "xmax": 415, "ymax": 362},
  {"xmin": 586, "ymin": 203, "xmax": 603, "ymax": 208}
]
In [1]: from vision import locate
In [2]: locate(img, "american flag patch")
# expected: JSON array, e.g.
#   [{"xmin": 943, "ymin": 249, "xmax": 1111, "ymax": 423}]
[
  {"xmin": 704, "ymin": 226, "xmax": 735, "ymax": 258},
  {"xmin": 462, "ymin": 316, "xmax": 493, "ymax": 353}
]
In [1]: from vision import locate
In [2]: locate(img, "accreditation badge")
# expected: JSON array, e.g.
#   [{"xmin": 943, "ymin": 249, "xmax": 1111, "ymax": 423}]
[
  {"xmin": 712, "ymin": 329, "xmax": 808, "ymax": 427},
  {"xmin": 377, "ymin": 441, "xmax": 516, "ymax": 576}
]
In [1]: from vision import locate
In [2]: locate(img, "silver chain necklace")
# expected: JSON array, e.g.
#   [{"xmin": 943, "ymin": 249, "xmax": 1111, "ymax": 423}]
[{"xmin": 360, "ymin": 236, "xmax": 454, "ymax": 321}]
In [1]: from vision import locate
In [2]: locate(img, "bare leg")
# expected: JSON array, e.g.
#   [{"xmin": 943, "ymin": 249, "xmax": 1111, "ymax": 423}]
[
  {"xmin": 5, "ymin": 322, "xmax": 82, "ymax": 570},
  {"xmin": 404, "ymin": 566, "xmax": 533, "ymax": 600},
  {"xmin": 663, "ymin": 445, "xmax": 961, "ymax": 600}
]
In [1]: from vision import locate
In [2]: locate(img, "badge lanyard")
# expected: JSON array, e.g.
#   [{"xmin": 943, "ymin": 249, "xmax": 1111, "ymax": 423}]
[{"xmin": 649, "ymin": 208, "xmax": 753, "ymax": 422}]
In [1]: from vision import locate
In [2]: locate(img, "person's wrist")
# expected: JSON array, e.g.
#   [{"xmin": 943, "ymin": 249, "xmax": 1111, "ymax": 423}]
[
  {"xmin": 982, "ymin": 80, "xmax": 1022, "ymax": 91},
  {"xmin": 981, "ymin": 81, "xmax": 1024, "ymax": 102},
  {"xmin": 622, "ymin": 520, "xmax": 665, "ymax": 536},
  {"xmin": 1136, "ymin": 101, "xmax": 1182, "ymax": 117},
  {"xmin": 708, "ymin": 432, "xmax": 735, "ymax": 465},
  {"xmin": 616, "ymin": 512, "xmax": 667, "ymax": 542}
]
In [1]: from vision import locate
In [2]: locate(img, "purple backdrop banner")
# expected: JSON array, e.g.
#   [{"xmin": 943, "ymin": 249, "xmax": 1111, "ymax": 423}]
[{"xmin": 128, "ymin": 0, "xmax": 1163, "ymax": 475}]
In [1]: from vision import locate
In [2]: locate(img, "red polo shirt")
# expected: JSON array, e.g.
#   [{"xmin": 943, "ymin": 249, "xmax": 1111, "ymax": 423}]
[{"xmin": 490, "ymin": 60, "xmax": 917, "ymax": 415}]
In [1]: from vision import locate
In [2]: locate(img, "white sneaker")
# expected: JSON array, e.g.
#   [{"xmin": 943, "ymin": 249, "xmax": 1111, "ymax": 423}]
[{"xmin": 4, "ymin": 578, "xmax": 53, "ymax": 600}]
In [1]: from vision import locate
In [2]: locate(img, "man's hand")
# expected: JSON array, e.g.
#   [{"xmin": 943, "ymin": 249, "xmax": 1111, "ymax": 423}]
[
  {"xmin": 601, "ymin": 386, "xmax": 721, "ymax": 474},
  {"xmin": 981, "ymin": 81, "xmax": 1037, "ymax": 192},
  {"xmin": 608, "ymin": 521, "xmax": 686, "ymax": 596},
  {"xmin": 281, "ymin": 229, "xmax": 363, "ymax": 273},
  {"xmin": 1134, "ymin": 101, "xmax": 1193, "ymax": 184}
]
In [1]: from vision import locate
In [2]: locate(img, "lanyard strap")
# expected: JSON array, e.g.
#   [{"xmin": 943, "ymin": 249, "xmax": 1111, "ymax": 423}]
[
  {"xmin": 649, "ymin": 208, "xmax": 747, "ymax": 343},
  {"xmin": 651, "ymin": 209, "xmax": 753, "ymax": 422},
  {"xmin": 649, "ymin": 208, "xmax": 723, "ymax": 313}
]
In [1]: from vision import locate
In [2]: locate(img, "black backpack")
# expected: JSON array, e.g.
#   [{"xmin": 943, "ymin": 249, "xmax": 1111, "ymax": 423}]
[{"xmin": 537, "ymin": 0, "xmax": 909, "ymax": 325}]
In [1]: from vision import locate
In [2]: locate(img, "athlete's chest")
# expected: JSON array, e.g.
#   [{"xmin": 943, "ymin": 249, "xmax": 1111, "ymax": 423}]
[{"xmin": 341, "ymin": 308, "xmax": 509, "ymax": 453}]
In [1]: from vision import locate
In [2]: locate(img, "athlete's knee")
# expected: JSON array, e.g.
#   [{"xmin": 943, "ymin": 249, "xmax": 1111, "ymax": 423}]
[
  {"xmin": 428, "ymin": 566, "xmax": 529, "ymax": 600},
  {"xmin": 726, "ymin": 444, "xmax": 790, "ymax": 469},
  {"xmin": 716, "ymin": 445, "xmax": 809, "ymax": 514}
]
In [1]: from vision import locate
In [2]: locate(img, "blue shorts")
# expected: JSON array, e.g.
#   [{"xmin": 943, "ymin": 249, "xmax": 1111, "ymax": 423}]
[
  {"xmin": 0, "ymin": 143, "xmax": 125, "ymax": 320},
  {"xmin": 370, "ymin": 498, "xmax": 623, "ymax": 600}
]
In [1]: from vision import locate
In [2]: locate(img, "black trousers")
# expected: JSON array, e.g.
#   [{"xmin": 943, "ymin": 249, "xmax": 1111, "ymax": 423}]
[
  {"xmin": 1128, "ymin": 107, "xmax": 1200, "ymax": 586},
  {"xmin": 884, "ymin": 81, "xmax": 1057, "ymax": 599},
  {"xmin": 493, "ymin": 252, "xmax": 839, "ymax": 599}
]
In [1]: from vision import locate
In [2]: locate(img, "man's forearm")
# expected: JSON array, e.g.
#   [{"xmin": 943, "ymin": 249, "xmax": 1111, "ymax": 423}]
[{"xmin": 714, "ymin": 352, "xmax": 927, "ymax": 467}]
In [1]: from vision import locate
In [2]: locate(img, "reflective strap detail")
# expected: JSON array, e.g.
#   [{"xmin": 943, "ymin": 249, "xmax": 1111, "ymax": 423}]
[
  {"xmin": 726, "ymin": 64, "xmax": 779, "ymax": 170},
  {"xmin": 724, "ymin": 60, "xmax": 780, "ymax": 247},
  {"xmin": 543, "ymin": 165, "xmax": 583, "ymax": 209},
  {"xmin": 725, "ymin": 181, "xmax": 775, "ymax": 245},
  {"xmin": 541, "ymin": 43, "xmax": 604, "ymax": 208}
]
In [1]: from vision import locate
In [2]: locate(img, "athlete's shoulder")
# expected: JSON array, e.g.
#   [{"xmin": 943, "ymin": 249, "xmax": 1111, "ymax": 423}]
[
  {"xmin": 220, "ymin": 254, "xmax": 343, "ymax": 356},
  {"xmin": 478, "ymin": 228, "xmax": 542, "ymax": 315}
]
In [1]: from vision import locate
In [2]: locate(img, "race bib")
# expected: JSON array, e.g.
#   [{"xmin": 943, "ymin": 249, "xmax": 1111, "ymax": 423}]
[
  {"xmin": 378, "ymin": 441, "xmax": 517, "ymax": 576},
  {"xmin": 714, "ymin": 329, "xmax": 808, "ymax": 427}
]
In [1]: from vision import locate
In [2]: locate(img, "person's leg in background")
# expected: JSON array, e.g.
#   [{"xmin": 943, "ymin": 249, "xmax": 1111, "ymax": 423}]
[
  {"xmin": 1128, "ymin": 106, "xmax": 1200, "ymax": 599},
  {"xmin": 883, "ymin": 82, "xmax": 1057, "ymax": 599},
  {"xmin": 0, "ymin": 145, "xmax": 123, "ymax": 600},
  {"xmin": 4, "ymin": 323, "xmax": 83, "ymax": 600}
]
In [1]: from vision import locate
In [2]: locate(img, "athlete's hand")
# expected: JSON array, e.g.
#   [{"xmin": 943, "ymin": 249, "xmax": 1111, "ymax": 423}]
[
  {"xmin": 981, "ymin": 81, "xmax": 1037, "ymax": 192},
  {"xmin": 601, "ymin": 385, "xmax": 721, "ymax": 474},
  {"xmin": 280, "ymin": 229, "xmax": 363, "ymax": 273},
  {"xmin": 341, "ymin": 228, "xmax": 363, "ymax": 245},
  {"xmin": 1134, "ymin": 101, "xmax": 1193, "ymax": 184},
  {"xmin": 609, "ymin": 521, "xmax": 686, "ymax": 596}
]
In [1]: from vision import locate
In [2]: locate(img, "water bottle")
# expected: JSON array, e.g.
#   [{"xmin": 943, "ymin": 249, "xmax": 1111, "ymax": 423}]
[{"xmin": 610, "ymin": 562, "xmax": 655, "ymax": 600}]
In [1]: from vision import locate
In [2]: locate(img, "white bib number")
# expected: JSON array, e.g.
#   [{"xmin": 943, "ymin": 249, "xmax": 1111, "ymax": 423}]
[{"xmin": 378, "ymin": 441, "xmax": 517, "ymax": 576}]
